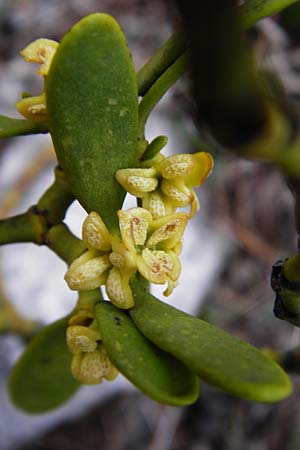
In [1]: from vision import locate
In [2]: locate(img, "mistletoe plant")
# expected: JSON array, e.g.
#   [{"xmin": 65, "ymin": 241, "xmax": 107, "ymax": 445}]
[{"xmin": 0, "ymin": 3, "xmax": 298, "ymax": 413}]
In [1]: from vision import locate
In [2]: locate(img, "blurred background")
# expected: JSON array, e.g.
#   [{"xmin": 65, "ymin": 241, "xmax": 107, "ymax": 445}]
[{"xmin": 0, "ymin": 0, "xmax": 300, "ymax": 449}]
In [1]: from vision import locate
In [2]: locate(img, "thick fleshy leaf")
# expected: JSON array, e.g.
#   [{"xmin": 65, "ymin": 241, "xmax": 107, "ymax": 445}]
[
  {"xmin": 0, "ymin": 114, "xmax": 48, "ymax": 138},
  {"xmin": 129, "ymin": 276, "xmax": 292, "ymax": 403},
  {"xmin": 46, "ymin": 13, "xmax": 139, "ymax": 232},
  {"xmin": 8, "ymin": 318, "xmax": 80, "ymax": 413},
  {"xmin": 95, "ymin": 301, "xmax": 199, "ymax": 406}
]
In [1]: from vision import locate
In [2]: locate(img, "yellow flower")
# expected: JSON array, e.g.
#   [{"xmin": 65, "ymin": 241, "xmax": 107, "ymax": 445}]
[
  {"xmin": 118, "ymin": 207, "xmax": 188, "ymax": 296},
  {"xmin": 115, "ymin": 152, "xmax": 213, "ymax": 219},
  {"xmin": 65, "ymin": 208, "xmax": 188, "ymax": 308},
  {"xmin": 66, "ymin": 322, "xmax": 118, "ymax": 384},
  {"xmin": 16, "ymin": 38, "xmax": 58, "ymax": 122}
]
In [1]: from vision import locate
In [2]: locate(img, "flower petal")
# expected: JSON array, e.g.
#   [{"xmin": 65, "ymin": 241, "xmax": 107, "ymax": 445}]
[
  {"xmin": 65, "ymin": 251, "xmax": 111, "ymax": 290},
  {"xmin": 71, "ymin": 346, "xmax": 115, "ymax": 384},
  {"xmin": 16, "ymin": 93, "xmax": 47, "ymax": 122},
  {"xmin": 20, "ymin": 38, "xmax": 59, "ymax": 76},
  {"xmin": 142, "ymin": 191, "xmax": 166, "ymax": 219},
  {"xmin": 118, "ymin": 207, "xmax": 152, "ymax": 251},
  {"xmin": 82, "ymin": 211, "xmax": 112, "ymax": 251},
  {"xmin": 185, "ymin": 152, "xmax": 214, "ymax": 187},
  {"xmin": 137, "ymin": 249, "xmax": 181, "ymax": 285},
  {"xmin": 146, "ymin": 213, "xmax": 189, "ymax": 249},
  {"xmin": 115, "ymin": 168, "xmax": 157, "ymax": 197},
  {"xmin": 106, "ymin": 267, "xmax": 134, "ymax": 309},
  {"xmin": 160, "ymin": 179, "xmax": 192, "ymax": 206},
  {"xmin": 66, "ymin": 325, "xmax": 101, "ymax": 354},
  {"xmin": 158, "ymin": 154, "xmax": 195, "ymax": 179}
]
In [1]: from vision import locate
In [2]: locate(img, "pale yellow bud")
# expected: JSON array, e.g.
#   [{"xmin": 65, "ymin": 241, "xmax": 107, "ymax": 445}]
[
  {"xmin": 66, "ymin": 325, "xmax": 102, "ymax": 354},
  {"xmin": 160, "ymin": 180, "xmax": 192, "ymax": 206},
  {"xmin": 21, "ymin": 38, "xmax": 59, "ymax": 76},
  {"xmin": 105, "ymin": 267, "xmax": 134, "ymax": 309},
  {"xmin": 115, "ymin": 168, "xmax": 157, "ymax": 197},
  {"xmin": 142, "ymin": 191, "xmax": 166, "ymax": 219},
  {"xmin": 16, "ymin": 93, "xmax": 47, "ymax": 122},
  {"xmin": 65, "ymin": 250, "xmax": 111, "ymax": 290},
  {"xmin": 159, "ymin": 154, "xmax": 195, "ymax": 179},
  {"xmin": 82, "ymin": 212, "xmax": 112, "ymax": 251},
  {"xmin": 71, "ymin": 346, "xmax": 115, "ymax": 384}
]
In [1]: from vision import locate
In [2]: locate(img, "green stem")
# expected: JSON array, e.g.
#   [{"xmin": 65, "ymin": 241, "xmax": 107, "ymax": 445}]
[
  {"xmin": 37, "ymin": 166, "xmax": 75, "ymax": 224},
  {"xmin": 46, "ymin": 224, "xmax": 86, "ymax": 265},
  {"xmin": 239, "ymin": 0, "xmax": 299, "ymax": 29},
  {"xmin": 138, "ymin": 53, "xmax": 187, "ymax": 141},
  {"xmin": 137, "ymin": 31, "xmax": 187, "ymax": 97},
  {"xmin": 135, "ymin": 0, "xmax": 295, "ymax": 102},
  {"xmin": 0, "ymin": 115, "xmax": 48, "ymax": 138},
  {"xmin": 76, "ymin": 289, "xmax": 103, "ymax": 310},
  {"xmin": 0, "ymin": 208, "xmax": 46, "ymax": 245}
]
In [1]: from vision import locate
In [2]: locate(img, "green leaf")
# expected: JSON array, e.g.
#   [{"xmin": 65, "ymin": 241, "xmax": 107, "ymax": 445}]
[
  {"xmin": 129, "ymin": 276, "xmax": 292, "ymax": 403},
  {"xmin": 46, "ymin": 13, "xmax": 139, "ymax": 233},
  {"xmin": 95, "ymin": 301, "xmax": 199, "ymax": 406},
  {"xmin": 0, "ymin": 114, "xmax": 48, "ymax": 138},
  {"xmin": 8, "ymin": 318, "xmax": 80, "ymax": 413}
]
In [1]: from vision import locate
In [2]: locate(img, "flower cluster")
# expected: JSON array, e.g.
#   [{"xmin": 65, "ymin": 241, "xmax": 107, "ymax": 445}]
[
  {"xmin": 65, "ymin": 208, "xmax": 188, "ymax": 308},
  {"xmin": 16, "ymin": 39, "xmax": 58, "ymax": 122},
  {"xmin": 66, "ymin": 309, "xmax": 118, "ymax": 384},
  {"xmin": 65, "ymin": 140, "xmax": 213, "ymax": 308},
  {"xmin": 116, "ymin": 151, "xmax": 213, "ymax": 219}
]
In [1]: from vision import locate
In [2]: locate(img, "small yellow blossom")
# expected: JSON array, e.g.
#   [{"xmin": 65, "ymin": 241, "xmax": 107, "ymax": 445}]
[
  {"xmin": 66, "ymin": 320, "xmax": 118, "ymax": 385},
  {"xmin": 115, "ymin": 152, "xmax": 213, "ymax": 219},
  {"xmin": 16, "ymin": 38, "xmax": 58, "ymax": 122},
  {"xmin": 65, "ymin": 207, "xmax": 188, "ymax": 308}
]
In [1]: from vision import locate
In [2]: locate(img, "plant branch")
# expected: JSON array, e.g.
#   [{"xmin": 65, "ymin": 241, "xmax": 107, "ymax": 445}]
[
  {"xmin": 137, "ymin": 31, "xmax": 187, "ymax": 97},
  {"xmin": 46, "ymin": 224, "xmax": 86, "ymax": 266},
  {"xmin": 0, "ymin": 208, "xmax": 47, "ymax": 245},
  {"xmin": 37, "ymin": 166, "xmax": 75, "ymax": 224},
  {"xmin": 138, "ymin": 53, "xmax": 187, "ymax": 141},
  {"xmin": 239, "ymin": 0, "xmax": 299, "ymax": 29}
]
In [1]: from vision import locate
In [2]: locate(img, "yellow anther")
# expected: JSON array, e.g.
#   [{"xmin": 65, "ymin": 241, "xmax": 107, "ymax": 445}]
[
  {"xmin": 82, "ymin": 211, "xmax": 112, "ymax": 251},
  {"xmin": 65, "ymin": 251, "xmax": 111, "ymax": 291},
  {"xmin": 16, "ymin": 93, "xmax": 47, "ymax": 122},
  {"xmin": 21, "ymin": 38, "xmax": 58, "ymax": 76}
]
